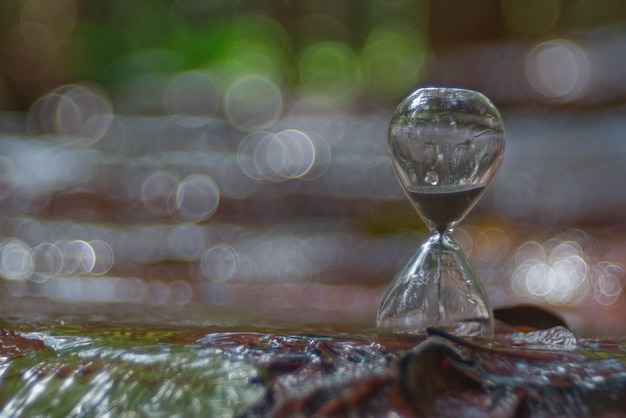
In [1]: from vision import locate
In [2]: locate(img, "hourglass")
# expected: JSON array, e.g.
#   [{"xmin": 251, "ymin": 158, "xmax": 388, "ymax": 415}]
[{"xmin": 377, "ymin": 87, "xmax": 505, "ymax": 338}]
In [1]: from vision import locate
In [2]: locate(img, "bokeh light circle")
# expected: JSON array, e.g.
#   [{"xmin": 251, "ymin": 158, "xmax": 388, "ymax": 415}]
[
  {"xmin": 268, "ymin": 129, "xmax": 316, "ymax": 179},
  {"xmin": 141, "ymin": 171, "xmax": 179, "ymax": 217},
  {"xmin": 299, "ymin": 131, "xmax": 331, "ymax": 180},
  {"xmin": 298, "ymin": 41, "xmax": 361, "ymax": 101},
  {"xmin": 236, "ymin": 130, "xmax": 318, "ymax": 182},
  {"xmin": 26, "ymin": 84, "xmax": 113, "ymax": 142},
  {"xmin": 526, "ymin": 39, "xmax": 590, "ymax": 103},
  {"xmin": 237, "ymin": 131, "xmax": 270, "ymax": 182},
  {"xmin": 30, "ymin": 242, "xmax": 63, "ymax": 283},
  {"xmin": 89, "ymin": 240, "xmax": 115, "ymax": 276},
  {"xmin": 164, "ymin": 71, "xmax": 221, "ymax": 127},
  {"xmin": 55, "ymin": 239, "xmax": 95, "ymax": 274},
  {"xmin": 175, "ymin": 174, "xmax": 220, "ymax": 222},
  {"xmin": 0, "ymin": 239, "xmax": 33, "ymax": 281},
  {"xmin": 201, "ymin": 245, "xmax": 239, "ymax": 282},
  {"xmin": 169, "ymin": 280, "xmax": 192, "ymax": 305},
  {"xmin": 224, "ymin": 75, "xmax": 282, "ymax": 132}
]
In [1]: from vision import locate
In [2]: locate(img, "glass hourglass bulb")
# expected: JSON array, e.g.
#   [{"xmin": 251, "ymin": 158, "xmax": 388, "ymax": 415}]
[{"xmin": 377, "ymin": 87, "xmax": 505, "ymax": 338}]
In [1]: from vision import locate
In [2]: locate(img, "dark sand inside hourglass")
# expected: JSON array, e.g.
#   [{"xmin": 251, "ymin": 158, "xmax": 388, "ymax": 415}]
[{"xmin": 405, "ymin": 183, "xmax": 487, "ymax": 232}]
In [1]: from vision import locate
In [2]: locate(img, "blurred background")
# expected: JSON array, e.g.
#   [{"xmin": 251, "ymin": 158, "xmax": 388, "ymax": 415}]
[{"xmin": 1, "ymin": 0, "xmax": 626, "ymax": 335}]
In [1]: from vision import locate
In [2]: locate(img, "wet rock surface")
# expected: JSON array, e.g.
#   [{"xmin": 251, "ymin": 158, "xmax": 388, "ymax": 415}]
[
  {"xmin": 242, "ymin": 326, "xmax": 626, "ymax": 417},
  {"xmin": 1, "ymin": 316, "xmax": 625, "ymax": 417}
]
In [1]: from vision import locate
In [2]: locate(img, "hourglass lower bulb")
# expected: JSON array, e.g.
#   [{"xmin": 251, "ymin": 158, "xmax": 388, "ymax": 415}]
[{"xmin": 377, "ymin": 87, "xmax": 505, "ymax": 338}]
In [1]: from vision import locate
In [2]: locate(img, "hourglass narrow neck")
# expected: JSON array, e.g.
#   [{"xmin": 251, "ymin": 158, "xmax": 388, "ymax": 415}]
[{"xmin": 424, "ymin": 231, "xmax": 456, "ymax": 250}]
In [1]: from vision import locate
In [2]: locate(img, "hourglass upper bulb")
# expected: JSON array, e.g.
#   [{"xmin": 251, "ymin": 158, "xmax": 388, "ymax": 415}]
[{"xmin": 388, "ymin": 87, "xmax": 505, "ymax": 232}]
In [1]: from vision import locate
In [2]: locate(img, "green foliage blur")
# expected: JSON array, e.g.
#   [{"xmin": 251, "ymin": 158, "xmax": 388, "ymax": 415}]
[{"xmin": 1, "ymin": 0, "xmax": 625, "ymax": 111}]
